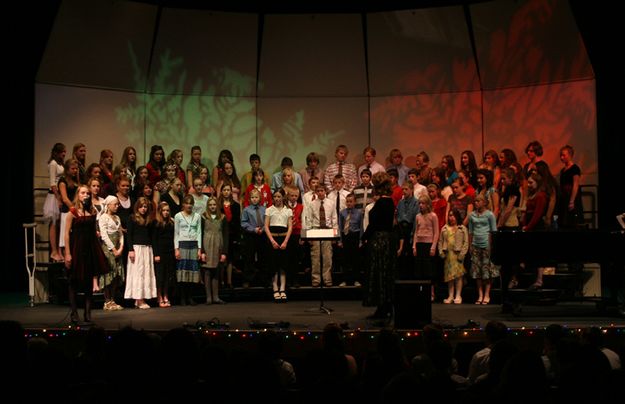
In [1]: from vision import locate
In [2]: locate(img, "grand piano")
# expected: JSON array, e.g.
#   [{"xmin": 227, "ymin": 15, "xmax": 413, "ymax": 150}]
[{"xmin": 491, "ymin": 229, "xmax": 625, "ymax": 314}]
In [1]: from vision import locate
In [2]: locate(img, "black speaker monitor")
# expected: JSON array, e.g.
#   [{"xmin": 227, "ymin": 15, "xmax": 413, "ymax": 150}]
[{"xmin": 394, "ymin": 280, "xmax": 432, "ymax": 329}]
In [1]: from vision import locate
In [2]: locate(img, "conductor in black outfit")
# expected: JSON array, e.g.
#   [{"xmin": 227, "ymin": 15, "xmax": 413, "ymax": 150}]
[{"xmin": 362, "ymin": 172, "xmax": 397, "ymax": 319}]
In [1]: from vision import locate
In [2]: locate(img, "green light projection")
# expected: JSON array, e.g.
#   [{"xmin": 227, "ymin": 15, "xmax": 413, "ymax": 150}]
[{"xmin": 115, "ymin": 45, "xmax": 350, "ymax": 172}]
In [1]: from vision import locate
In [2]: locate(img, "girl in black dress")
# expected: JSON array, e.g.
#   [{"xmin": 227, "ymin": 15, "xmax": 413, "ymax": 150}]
[
  {"xmin": 153, "ymin": 202, "xmax": 176, "ymax": 307},
  {"xmin": 64, "ymin": 185, "xmax": 108, "ymax": 324}
]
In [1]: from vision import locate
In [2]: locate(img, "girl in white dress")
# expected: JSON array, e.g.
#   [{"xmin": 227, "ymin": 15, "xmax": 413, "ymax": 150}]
[
  {"xmin": 124, "ymin": 197, "xmax": 157, "ymax": 309},
  {"xmin": 43, "ymin": 143, "xmax": 66, "ymax": 262}
]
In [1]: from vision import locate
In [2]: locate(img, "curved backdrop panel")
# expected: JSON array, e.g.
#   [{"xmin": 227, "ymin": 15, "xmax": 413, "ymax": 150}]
[{"xmin": 35, "ymin": 0, "xmax": 596, "ymax": 190}]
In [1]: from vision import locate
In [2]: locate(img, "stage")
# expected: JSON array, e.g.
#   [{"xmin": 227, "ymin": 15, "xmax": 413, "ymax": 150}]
[
  {"xmin": 3, "ymin": 292, "xmax": 625, "ymax": 379},
  {"xmin": 2, "ymin": 294, "xmax": 624, "ymax": 333}
]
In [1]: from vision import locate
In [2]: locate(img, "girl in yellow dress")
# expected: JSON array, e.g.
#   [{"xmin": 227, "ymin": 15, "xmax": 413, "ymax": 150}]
[{"xmin": 438, "ymin": 209, "xmax": 468, "ymax": 304}]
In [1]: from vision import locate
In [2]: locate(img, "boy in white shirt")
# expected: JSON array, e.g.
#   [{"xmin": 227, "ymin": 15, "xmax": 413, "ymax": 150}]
[
  {"xmin": 303, "ymin": 185, "xmax": 337, "ymax": 287},
  {"xmin": 408, "ymin": 168, "xmax": 428, "ymax": 199}
]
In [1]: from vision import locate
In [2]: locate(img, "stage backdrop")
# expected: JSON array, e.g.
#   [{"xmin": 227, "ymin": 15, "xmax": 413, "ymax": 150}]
[{"xmin": 35, "ymin": 0, "xmax": 597, "ymax": 191}]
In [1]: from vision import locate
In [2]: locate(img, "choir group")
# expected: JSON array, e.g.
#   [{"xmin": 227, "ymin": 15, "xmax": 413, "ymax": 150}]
[{"xmin": 40, "ymin": 141, "xmax": 583, "ymax": 322}]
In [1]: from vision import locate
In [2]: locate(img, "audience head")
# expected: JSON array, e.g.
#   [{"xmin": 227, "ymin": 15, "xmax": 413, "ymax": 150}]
[
  {"xmin": 485, "ymin": 320, "xmax": 508, "ymax": 345},
  {"xmin": 257, "ymin": 330, "xmax": 284, "ymax": 359},
  {"xmin": 581, "ymin": 326, "xmax": 606, "ymax": 349},
  {"xmin": 322, "ymin": 322, "xmax": 346, "ymax": 353}
]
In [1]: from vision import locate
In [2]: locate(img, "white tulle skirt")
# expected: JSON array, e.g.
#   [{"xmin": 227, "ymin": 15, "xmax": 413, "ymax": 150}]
[
  {"xmin": 124, "ymin": 245, "xmax": 157, "ymax": 300},
  {"xmin": 42, "ymin": 193, "xmax": 60, "ymax": 223}
]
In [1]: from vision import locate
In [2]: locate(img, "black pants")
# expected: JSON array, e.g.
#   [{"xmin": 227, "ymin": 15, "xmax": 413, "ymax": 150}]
[
  {"xmin": 243, "ymin": 232, "xmax": 266, "ymax": 285},
  {"xmin": 340, "ymin": 231, "xmax": 361, "ymax": 284}
]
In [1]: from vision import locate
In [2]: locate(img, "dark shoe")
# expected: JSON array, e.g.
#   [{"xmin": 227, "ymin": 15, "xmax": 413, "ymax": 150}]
[
  {"xmin": 188, "ymin": 297, "xmax": 197, "ymax": 306},
  {"xmin": 70, "ymin": 311, "xmax": 80, "ymax": 324},
  {"xmin": 83, "ymin": 311, "xmax": 92, "ymax": 323},
  {"xmin": 528, "ymin": 283, "xmax": 543, "ymax": 291}
]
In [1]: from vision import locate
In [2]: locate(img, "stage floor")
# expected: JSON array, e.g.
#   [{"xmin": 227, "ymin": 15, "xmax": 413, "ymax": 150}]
[{"xmin": 2, "ymin": 295, "xmax": 624, "ymax": 332}]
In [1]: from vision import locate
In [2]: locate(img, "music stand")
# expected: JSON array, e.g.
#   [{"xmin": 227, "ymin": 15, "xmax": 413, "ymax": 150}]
[{"xmin": 302, "ymin": 228, "xmax": 340, "ymax": 314}]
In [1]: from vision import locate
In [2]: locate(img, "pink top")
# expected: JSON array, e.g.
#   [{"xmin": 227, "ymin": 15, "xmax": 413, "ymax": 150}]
[{"xmin": 414, "ymin": 212, "xmax": 440, "ymax": 252}]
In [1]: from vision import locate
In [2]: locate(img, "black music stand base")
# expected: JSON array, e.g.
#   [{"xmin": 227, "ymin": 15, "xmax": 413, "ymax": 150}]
[
  {"xmin": 304, "ymin": 260, "xmax": 333, "ymax": 315},
  {"xmin": 306, "ymin": 304, "xmax": 333, "ymax": 314},
  {"xmin": 302, "ymin": 230, "xmax": 340, "ymax": 315}
]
